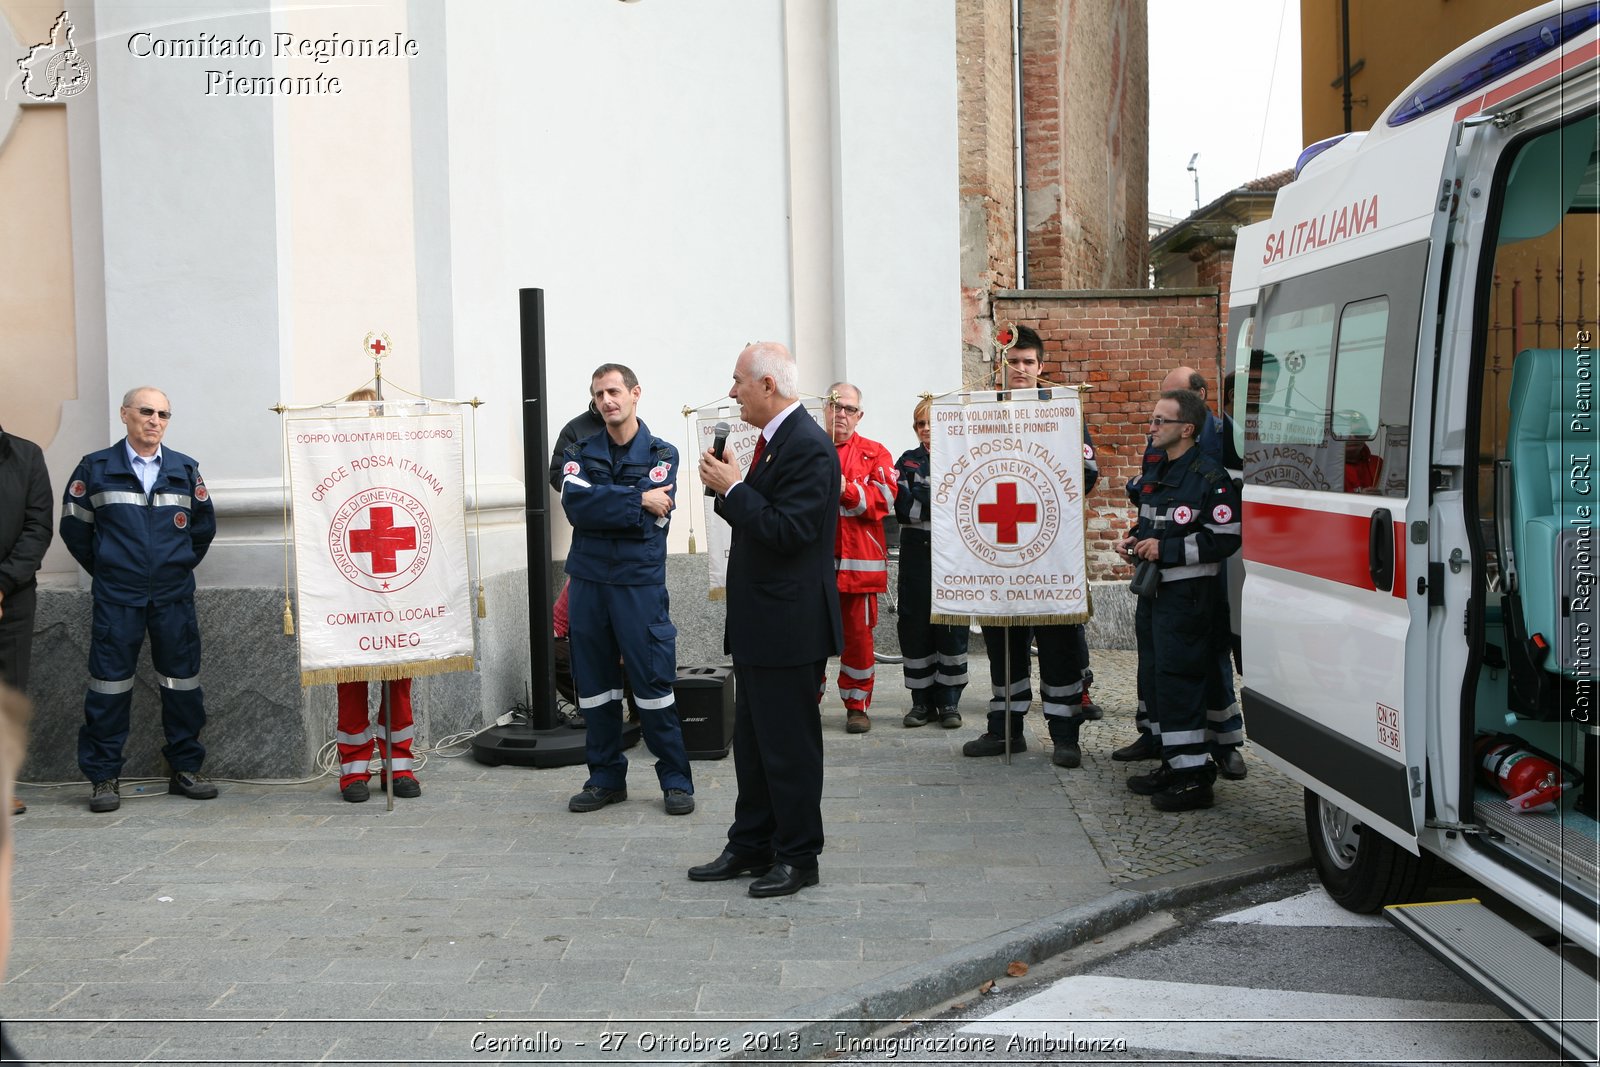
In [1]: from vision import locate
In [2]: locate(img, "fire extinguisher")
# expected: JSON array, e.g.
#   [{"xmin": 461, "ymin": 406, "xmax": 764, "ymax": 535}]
[{"xmin": 1474, "ymin": 734, "xmax": 1567, "ymax": 812}]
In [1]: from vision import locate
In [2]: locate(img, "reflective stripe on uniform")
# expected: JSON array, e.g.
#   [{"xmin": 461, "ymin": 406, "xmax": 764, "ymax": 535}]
[
  {"xmin": 900, "ymin": 652, "xmax": 936, "ymax": 669},
  {"xmin": 386, "ymin": 758, "xmax": 415, "ymax": 772},
  {"xmin": 1161, "ymin": 728, "xmax": 1208, "ymax": 745},
  {"xmin": 840, "ymin": 687, "xmax": 870, "ymax": 702},
  {"xmin": 63, "ymin": 502, "xmax": 95, "ymax": 524},
  {"xmin": 578, "ymin": 688, "xmax": 626, "ymax": 709},
  {"xmin": 88, "ymin": 491, "xmax": 147, "ymax": 509},
  {"xmin": 562, "ymin": 474, "xmax": 592, "ymax": 491},
  {"xmin": 836, "ymin": 558, "xmax": 887, "ymax": 573},
  {"xmin": 152, "ymin": 493, "xmax": 192, "ymax": 509},
  {"xmin": 632, "ymin": 692, "xmax": 675, "ymax": 711},
  {"xmin": 1161, "ymin": 562, "xmax": 1220, "ymax": 582},
  {"xmin": 839, "ymin": 661, "xmax": 874, "ymax": 681},
  {"xmin": 158, "ymin": 673, "xmax": 201, "ymax": 691},
  {"xmin": 340, "ymin": 758, "xmax": 370, "ymax": 777},
  {"xmin": 380, "ymin": 724, "xmax": 416, "ymax": 744},
  {"xmin": 336, "ymin": 728, "xmax": 373, "ymax": 747},
  {"xmin": 88, "ymin": 676, "xmax": 135, "ymax": 695}
]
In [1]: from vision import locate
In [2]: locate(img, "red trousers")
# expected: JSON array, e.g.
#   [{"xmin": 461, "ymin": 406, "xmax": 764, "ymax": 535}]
[
  {"xmin": 836, "ymin": 592, "xmax": 878, "ymax": 712},
  {"xmin": 336, "ymin": 680, "xmax": 416, "ymax": 788}
]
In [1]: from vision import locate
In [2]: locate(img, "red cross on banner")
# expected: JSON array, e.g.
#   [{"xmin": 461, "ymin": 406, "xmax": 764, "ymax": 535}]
[
  {"xmin": 348, "ymin": 506, "xmax": 417, "ymax": 574},
  {"xmin": 977, "ymin": 481, "xmax": 1037, "ymax": 544},
  {"xmin": 368, "ymin": 338, "xmax": 386, "ymax": 356}
]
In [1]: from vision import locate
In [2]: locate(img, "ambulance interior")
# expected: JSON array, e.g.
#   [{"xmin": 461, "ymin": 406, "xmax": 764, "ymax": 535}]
[{"xmin": 1470, "ymin": 108, "xmax": 1599, "ymax": 904}]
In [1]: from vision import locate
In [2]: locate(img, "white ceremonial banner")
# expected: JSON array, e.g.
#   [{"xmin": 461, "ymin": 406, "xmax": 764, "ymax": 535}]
[
  {"xmin": 696, "ymin": 402, "xmax": 827, "ymax": 599},
  {"xmin": 928, "ymin": 389, "xmax": 1089, "ymax": 626},
  {"xmin": 286, "ymin": 408, "xmax": 475, "ymax": 686}
]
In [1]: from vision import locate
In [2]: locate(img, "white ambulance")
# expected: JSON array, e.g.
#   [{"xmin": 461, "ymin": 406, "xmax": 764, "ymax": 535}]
[{"xmin": 1227, "ymin": 2, "xmax": 1598, "ymax": 1056}]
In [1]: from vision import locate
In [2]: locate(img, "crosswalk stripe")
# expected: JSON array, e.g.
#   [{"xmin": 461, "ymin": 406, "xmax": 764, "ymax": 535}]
[
  {"xmin": 960, "ymin": 976, "xmax": 1538, "ymax": 1064},
  {"xmin": 1212, "ymin": 888, "xmax": 1390, "ymax": 927}
]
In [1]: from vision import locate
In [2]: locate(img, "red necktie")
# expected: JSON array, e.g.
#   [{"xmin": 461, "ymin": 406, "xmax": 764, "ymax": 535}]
[{"xmin": 749, "ymin": 434, "xmax": 767, "ymax": 474}]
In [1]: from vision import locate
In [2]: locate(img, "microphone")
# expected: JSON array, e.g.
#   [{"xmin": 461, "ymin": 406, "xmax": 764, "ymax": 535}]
[{"xmin": 705, "ymin": 421, "xmax": 731, "ymax": 496}]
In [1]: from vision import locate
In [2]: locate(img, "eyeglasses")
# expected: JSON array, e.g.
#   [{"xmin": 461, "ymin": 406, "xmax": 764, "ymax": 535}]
[
  {"xmin": 828, "ymin": 403, "xmax": 862, "ymax": 416},
  {"xmin": 130, "ymin": 406, "xmax": 172, "ymax": 421},
  {"xmin": 913, "ymin": 420, "xmax": 930, "ymax": 429},
  {"xmin": 1148, "ymin": 416, "xmax": 1189, "ymax": 428}
]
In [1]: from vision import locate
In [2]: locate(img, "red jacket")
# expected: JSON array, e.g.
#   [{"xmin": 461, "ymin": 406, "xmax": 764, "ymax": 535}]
[{"xmin": 834, "ymin": 433, "xmax": 895, "ymax": 593}]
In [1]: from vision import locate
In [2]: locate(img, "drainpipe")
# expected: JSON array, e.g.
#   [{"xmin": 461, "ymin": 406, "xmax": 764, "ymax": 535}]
[{"xmin": 1012, "ymin": 0, "xmax": 1027, "ymax": 291}]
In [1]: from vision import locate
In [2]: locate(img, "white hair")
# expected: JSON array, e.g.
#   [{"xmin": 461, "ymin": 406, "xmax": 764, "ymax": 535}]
[
  {"xmin": 121, "ymin": 386, "xmax": 168, "ymax": 409},
  {"xmin": 746, "ymin": 342, "xmax": 798, "ymax": 399}
]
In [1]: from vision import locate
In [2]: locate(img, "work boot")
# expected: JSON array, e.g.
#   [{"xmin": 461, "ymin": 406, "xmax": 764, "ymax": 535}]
[
  {"xmin": 1112, "ymin": 732, "xmax": 1161, "ymax": 762},
  {"xmin": 568, "ymin": 785, "xmax": 626, "ymax": 812},
  {"xmin": 340, "ymin": 779, "xmax": 370, "ymax": 803},
  {"xmin": 938, "ymin": 705, "xmax": 963, "ymax": 729},
  {"xmin": 902, "ymin": 703, "xmax": 937, "ymax": 728},
  {"xmin": 846, "ymin": 711, "xmax": 871, "ymax": 733},
  {"xmin": 962, "ymin": 720, "xmax": 1027, "ymax": 756},
  {"xmin": 1049, "ymin": 717, "xmax": 1082, "ymax": 768},
  {"xmin": 1080, "ymin": 675, "xmax": 1105, "ymax": 720},
  {"xmin": 1152, "ymin": 768, "xmax": 1216, "ymax": 812},
  {"xmin": 1127, "ymin": 763, "xmax": 1175, "ymax": 796}
]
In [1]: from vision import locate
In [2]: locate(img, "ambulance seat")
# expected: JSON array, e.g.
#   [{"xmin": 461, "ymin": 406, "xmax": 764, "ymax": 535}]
[{"xmin": 1502, "ymin": 348, "xmax": 1597, "ymax": 721}]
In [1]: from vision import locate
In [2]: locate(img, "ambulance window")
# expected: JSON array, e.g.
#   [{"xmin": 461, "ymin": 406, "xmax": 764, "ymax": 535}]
[
  {"xmin": 1224, "ymin": 311, "xmax": 1255, "ymax": 461},
  {"xmin": 1254, "ymin": 303, "xmax": 1335, "ymax": 445},
  {"xmin": 1330, "ymin": 298, "xmax": 1392, "ymax": 494}
]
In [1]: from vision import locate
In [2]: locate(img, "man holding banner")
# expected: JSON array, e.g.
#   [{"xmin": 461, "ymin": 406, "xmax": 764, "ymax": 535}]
[
  {"xmin": 559, "ymin": 364, "xmax": 694, "ymax": 817},
  {"xmin": 955, "ymin": 327, "xmax": 1098, "ymax": 769}
]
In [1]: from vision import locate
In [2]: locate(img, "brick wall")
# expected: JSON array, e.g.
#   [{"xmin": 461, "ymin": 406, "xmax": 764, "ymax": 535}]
[
  {"xmin": 957, "ymin": 0, "xmax": 1021, "ymax": 376},
  {"xmin": 993, "ymin": 287, "xmax": 1222, "ymax": 578}
]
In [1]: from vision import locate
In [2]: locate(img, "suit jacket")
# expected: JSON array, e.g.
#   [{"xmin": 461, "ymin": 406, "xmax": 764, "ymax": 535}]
[
  {"xmin": 718, "ymin": 408, "xmax": 843, "ymax": 667},
  {"xmin": 0, "ymin": 430, "xmax": 53, "ymax": 599}
]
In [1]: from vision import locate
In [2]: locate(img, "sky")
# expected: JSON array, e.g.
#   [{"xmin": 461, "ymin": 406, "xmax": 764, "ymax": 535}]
[{"xmin": 1146, "ymin": 0, "xmax": 1304, "ymax": 220}]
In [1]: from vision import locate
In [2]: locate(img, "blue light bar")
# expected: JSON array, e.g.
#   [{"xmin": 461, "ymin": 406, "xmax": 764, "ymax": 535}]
[
  {"xmin": 1295, "ymin": 133, "xmax": 1352, "ymax": 177},
  {"xmin": 1387, "ymin": 4, "xmax": 1600, "ymax": 127}
]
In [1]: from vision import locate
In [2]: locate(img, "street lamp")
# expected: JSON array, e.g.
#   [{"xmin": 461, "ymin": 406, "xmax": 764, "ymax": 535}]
[{"xmin": 1187, "ymin": 153, "xmax": 1200, "ymax": 211}]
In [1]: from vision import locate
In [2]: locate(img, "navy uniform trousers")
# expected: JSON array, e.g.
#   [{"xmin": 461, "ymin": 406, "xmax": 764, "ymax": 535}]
[
  {"xmin": 79, "ymin": 598, "xmax": 206, "ymax": 782},
  {"xmin": 979, "ymin": 622, "xmax": 1088, "ymax": 742},
  {"xmin": 567, "ymin": 577, "xmax": 692, "ymax": 794}
]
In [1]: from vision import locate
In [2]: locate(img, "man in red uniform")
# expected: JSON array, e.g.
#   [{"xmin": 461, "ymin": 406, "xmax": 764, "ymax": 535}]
[{"xmin": 826, "ymin": 383, "xmax": 895, "ymax": 734}]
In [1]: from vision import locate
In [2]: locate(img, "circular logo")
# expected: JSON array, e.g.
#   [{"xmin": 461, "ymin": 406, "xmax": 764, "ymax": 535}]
[
  {"xmin": 955, "ymin": 455, "xmax": 1061, "ymax": 569},
  {"xmin": 194, "ymin": 483, "xmax": 208, "ymax": 502},
  {"xmin": 562, "ymin": 461, "xmax": 580, "ymax": 477},
  {"xmin": 649, "ymin": 465, "xmax": 669, "ymax": 484},
  {"xmin": 1171, "ymin": 505, "xmax": 1194, "ymax": 526},
  {"xmin": 1284, "ymin": 351, "xmax": 1307, "ymax": 374},
  {"xmin": 173, "ymin": 512, "xmax": 188, "ymax": 529},
  {"xmin": 69, "ymin": 480, "xmax": 86, "ymax": 498},
  {"xmin": 1083, "ymin": 442, "xmax": 1095, "ymax": 460},
  {"xmin": 1212, "ymin": 503, "xmax": 1234, "ymax": 524},
  {"xmin": 328, "ymin": 488, "xmax": 433, "ymax": 593},
  {"xmin": 45, "ymin": 51, "xmax": 92, "ymax": 100}
]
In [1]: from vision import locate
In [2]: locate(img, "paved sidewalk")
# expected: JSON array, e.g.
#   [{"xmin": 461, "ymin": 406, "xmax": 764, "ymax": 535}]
[{"xmin": 2, "ymin": 649, "xmax": 1308, "ymax": 1065}]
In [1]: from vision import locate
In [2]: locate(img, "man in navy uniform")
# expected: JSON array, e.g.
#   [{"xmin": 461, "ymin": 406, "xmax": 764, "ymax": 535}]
[
  {"xmin": 1117, "ymin": 389, "xmax": 1242, "ymax": 811},
  {"xmin": 59, "ymin": 387, "xmax": 218, "ymax": 813},
  {"xmin": 559, "ymin": 363, "xmax": 694, "ymax": 816},
  {"xmin": 692, "ymin": 341, "xmax": 842, "ymax": 897}
]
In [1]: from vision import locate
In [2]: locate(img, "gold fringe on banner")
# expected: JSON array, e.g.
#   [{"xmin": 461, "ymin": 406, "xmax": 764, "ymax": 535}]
[
  {"xmin": 931, "ymin": 612, "xmax": 1089, "ymax": 628},
  {"xmin": 300, "ymin": 655, "xmax": 475, "ymax": 689},
  {"xmin": 707, "ymin": 587, "xmax": 727, "ymax": 602}
]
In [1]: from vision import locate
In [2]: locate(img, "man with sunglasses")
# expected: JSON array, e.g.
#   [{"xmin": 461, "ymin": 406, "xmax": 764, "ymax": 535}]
[
  {"xmin": 1116, "ymin": 389, "xmax": 1242, "ymax": 811},
  {"xmin": 60, "ymin": 388, "xmax": 218, "ymax": 813},
  {"xmin": 824, "ymin": 383, "xmax": 895, "ymax": 734}
]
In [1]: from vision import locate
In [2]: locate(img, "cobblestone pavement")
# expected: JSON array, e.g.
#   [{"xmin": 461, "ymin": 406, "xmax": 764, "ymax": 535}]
[{"xmin": 1, "ymin": 648, "xmax": 1306, "ymax": 1065}]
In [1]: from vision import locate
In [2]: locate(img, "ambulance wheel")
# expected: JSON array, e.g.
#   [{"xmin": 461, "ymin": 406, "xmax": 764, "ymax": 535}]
[{"xmin": 1305, "ymin": 789, "xmax": 1432, "ymax": 913}]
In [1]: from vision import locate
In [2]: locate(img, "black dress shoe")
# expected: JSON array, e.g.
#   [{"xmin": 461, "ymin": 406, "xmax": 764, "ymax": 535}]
[
  {"xmin": 687, "ymin": 849, "xmax": 773, "ymax": 881},
  {"xmin": 1217, "ymin": 747, "xmax": 1248, "ymax": 780},
  {"xmin": 748, "ymin": 862, "xmax": 819, "ymax": 898}
]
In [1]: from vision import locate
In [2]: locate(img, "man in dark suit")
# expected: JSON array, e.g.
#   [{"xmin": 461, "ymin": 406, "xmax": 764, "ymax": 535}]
[{"xmin": 692, "ymin": 342, "xmax": 842, "ymax": 897}]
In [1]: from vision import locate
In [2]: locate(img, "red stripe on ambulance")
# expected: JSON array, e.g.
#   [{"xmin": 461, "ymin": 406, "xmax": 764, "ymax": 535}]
[{"xmin": 1243, "ymin": 501, "xmax": 1407, "ymax": 599}]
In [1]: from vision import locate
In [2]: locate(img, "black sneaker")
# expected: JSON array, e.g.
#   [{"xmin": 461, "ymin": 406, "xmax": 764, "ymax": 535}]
[
  {"xmin": 664, "ymin": 789, "xmax": 695, "ymax": 815},
  {"xmin": 1127, "ymin": 763, "xmax": 1174, "ymax": 795},
  {"xmin": 962, "ymin": 732, "xmax": 1026, "ymax": 757},
  {"xmin": 1111, "ymin": 732, "xmax": 1161, "ymax": 762},
  {"xmin": 89, "ymin": 778, "xmax": 121, "ymax": 813},
  {"xmin": 568, "ymin": 785, "xmax": 626, "ymax": 813},
  {"xmin": 168, "ymin": 771, "xmax": 218, "ymax": 800},
  {"xmin": 938, "ymin": 706, "xmax": 963, "ymax": 729},
  {"xmin": 341, "ymin": 779, "xmax": 370, "ymax": 803},
  {"xmin": 1051, "ymin": 742, "xmax": 1081, "ymax": 768},
  {"xmin": 902, "ymin": 704, "xmax": 937, "ymax": 728},
  {"xmin": 1152, "ymin": 772, "xmax": 1215, "ymax": 812}
]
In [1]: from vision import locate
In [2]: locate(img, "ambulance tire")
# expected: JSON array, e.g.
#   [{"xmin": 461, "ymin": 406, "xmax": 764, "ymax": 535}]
[{"xmin": 1305, "ymin": 789, "xmax": 1433, "ymax": 913}]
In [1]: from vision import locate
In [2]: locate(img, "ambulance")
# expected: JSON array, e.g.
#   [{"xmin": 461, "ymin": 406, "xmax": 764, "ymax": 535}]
[{"xmin": 1226, "ymin": 3, "xmax": 1599, "ymax": 1056}]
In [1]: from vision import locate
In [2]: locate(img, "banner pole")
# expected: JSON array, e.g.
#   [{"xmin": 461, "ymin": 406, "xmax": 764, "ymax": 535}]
[
  {"xmin": 382, "ymin": 683, "xmax": 394, "ymax": 811},
  {"xmin": 1003, "ymin": 621, "xmax": 1013, "ymax": 766}
]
